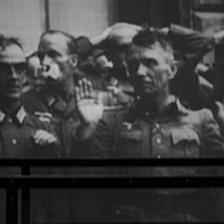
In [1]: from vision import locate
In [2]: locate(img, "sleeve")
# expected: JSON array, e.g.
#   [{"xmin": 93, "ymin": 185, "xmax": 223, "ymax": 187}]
[
  {"xmin": 200, "ymin": 109, "xmax": 224, "ymax": 221},
  {"xmin": 201, "ymin": 109, "xmax": 224, "ymax": 157},
  {"xmin": 94, "ymin": 110, "xmax": 118, "ymax": 158},
  {"xmin": 168, "ymin": 24, "xmax": 215, "ymax": 69},
  {"xmin": 168, "ymin": 24, "xmax": 215, "ymax": 54}
]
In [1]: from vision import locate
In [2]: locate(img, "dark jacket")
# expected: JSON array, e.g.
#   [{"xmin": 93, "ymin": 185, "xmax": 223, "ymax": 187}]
[
  {"xmin": 0, "ymin": 105, "xmax": 59, "ymax": 224},
  {"xmin": 95, "ymin": 98, "xmax": 224, "ymax": 222},
  {"xmin": 22, "ymin": 88, "xmax": 93, "ymax": 158}
]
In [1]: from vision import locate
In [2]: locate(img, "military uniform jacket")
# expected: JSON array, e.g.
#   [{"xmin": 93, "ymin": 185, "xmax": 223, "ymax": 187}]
[
  {"xmin": 22, "ymin": 88, "xmax": 92, "ymax": 158},
  {"xmin": 0, "ymin": 105, "xmax": 58, "ymax": 160},
  {"xmin": 94, "ymin": 98, "xmax": 224, "ymax": 221}
]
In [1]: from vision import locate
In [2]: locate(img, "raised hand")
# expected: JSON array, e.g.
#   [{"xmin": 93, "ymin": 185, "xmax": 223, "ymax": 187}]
[{"xmin": 75, "ymin": 78, "xmax": 103, "ymax": 140}]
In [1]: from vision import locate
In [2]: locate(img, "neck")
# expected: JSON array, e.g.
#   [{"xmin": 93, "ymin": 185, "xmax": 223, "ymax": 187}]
[
  {"xmin": 139, "ymin": 87, "xmax": 175, "ymax": 115},
  {"xmin": 0, "ymin": 99, "xmax": 21, "ymax": 114},
  {"xmin": 50, "ymin": 76, "xmax": 74, "ymax": 102}
]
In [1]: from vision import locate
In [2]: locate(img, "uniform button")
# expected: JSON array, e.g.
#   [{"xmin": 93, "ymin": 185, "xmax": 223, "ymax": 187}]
[
  {"xmin": 152, "ymin": 128, "xmax": 156, "ymax": 133},
  {"xmin": 157, "ymin": 154, "xmax": 162, "ymax": 159},
  {"xmin": 70, "ymin": 118, "xmax": 74, "ymax": 123},
  {"xmin": 155, "ymin": 123, "xmax": 160, "ymax": 129},
  {"xmin": 8, "ymin": 118, "xmax": 12, "ymax": 123},
  {"xmin": 145, "ymin": 112, "xmax": 150, "ymax": 116},
  {"xmin": 12, "ymin": 138, "xmax": 17, "ymax": 145},
  {"xmin": 156, "ymin": 137, "xmax": 162, "ymax": 144}
]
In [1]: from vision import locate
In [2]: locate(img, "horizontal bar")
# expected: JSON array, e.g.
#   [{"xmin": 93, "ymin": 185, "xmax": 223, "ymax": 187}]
[
  {"xmin": 0, "ymin": 176, "xmax": 224, "ymax": 188},
  {"xmin": 0, "ymin": 158, "xmax": 224, "ymax": 167}
]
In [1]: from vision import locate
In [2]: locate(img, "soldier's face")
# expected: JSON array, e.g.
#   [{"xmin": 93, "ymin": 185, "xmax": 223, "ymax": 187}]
[
  {"xmin": 0, "ymin": 44, "xmax": 26, "ymax": 100},
  {"xmin": 127, "ymin": 42, "xmax": 174, "ymax": 97},
  {"xmin": 37, "ymin": 33, "xmax": 73, "ymax": 87}
]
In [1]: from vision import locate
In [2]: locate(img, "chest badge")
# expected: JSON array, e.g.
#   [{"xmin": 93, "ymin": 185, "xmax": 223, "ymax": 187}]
[{"xmin": 122, "ymin": 122, "xmax": 133, "ymax": 131}]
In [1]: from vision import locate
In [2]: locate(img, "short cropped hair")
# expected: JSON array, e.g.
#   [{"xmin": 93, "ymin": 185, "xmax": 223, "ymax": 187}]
[
  {"xmin": 40, "ymin": 30, "xmax": 78, "ymax": 55},
  {"xmin": 0, "ymin": 35, "xmax": 22, "ymax": 51},
  {"xmin": 133, "ymin": 28, "xmax": 173, "ymax": 54}
]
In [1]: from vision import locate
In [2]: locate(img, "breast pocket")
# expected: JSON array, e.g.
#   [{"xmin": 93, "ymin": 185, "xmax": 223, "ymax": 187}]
[
  {"xmin": 116, "ymin": 129, "xmax": 142, "ymax": 157},
  {"xmin": 171, "ymin": 128, "xmax": 201, "ymax": 176},
  {"xmin": 171, "ymin": 128, "xmax": 201, "ymax": 158}
]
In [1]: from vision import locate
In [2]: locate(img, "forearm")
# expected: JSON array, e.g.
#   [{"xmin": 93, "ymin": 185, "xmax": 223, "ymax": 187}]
[
  {"xmin": 89, "ymin": 27, "xmax": 112, "ymax": 46},
  {"xmin": 167, "ymin": 24, "xmax": 215, "ymax": 55}
]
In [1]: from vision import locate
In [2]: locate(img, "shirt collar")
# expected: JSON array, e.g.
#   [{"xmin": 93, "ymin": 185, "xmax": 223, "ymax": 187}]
[
  {"xmin": 0, "ymin": 110, "xmax": 5, "ymax": 122},
  {"xmin": 45, "ymin": 92, "xmax": 56, "ymax": 107},
  {"xmin": 0, "ymin": 106, "xmax": 27, "ymax": 125},
  {"xmin": 128, "ymin": 97, "xmax": 188, "ymax": 121},
  {"xmin": 175, "ymin": 98, "xmax": 188, "ymax": 115}
]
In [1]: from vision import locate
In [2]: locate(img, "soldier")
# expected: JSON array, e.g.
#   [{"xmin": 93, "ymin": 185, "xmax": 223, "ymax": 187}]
[
  {"xmin": 21, "ymin": 25, "xmax": 143, "ymax": 223},
  {"xmin": 95, "ymin": 28, "xmax": 224, "ymax": 222},
  {"xmin": 0, "ymin": 35, "xmax": 60, "ymax": 223},
  {"xmin": 22, "ymin": 30, "xmax": 104, "ymax": 223},
  {"xmin": 22, "ymin": 30, "xmax": 103, "ymax": 157}
]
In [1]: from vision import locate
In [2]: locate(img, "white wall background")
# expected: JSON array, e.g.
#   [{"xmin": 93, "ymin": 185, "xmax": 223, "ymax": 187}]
[
  {"xmin": 49, "ymin": 0, "xmax": 118, "ymax": 38},
  {"xmin": 0, "ymin": 0, "xmax": 45, "ymax": 54},
  {"xmin": 0, "ymin": 0, "xmax": 118, "ymax": 53}
]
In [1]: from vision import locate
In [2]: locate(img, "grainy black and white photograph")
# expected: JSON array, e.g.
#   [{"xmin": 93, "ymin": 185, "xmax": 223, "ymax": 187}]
[{"xmin": 1, "ymin": 0, "xmax": 224, "ymax": 223}]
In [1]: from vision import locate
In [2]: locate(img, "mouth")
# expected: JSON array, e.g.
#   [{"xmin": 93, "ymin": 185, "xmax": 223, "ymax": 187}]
[{"xmin": 140, "ymin": 77, "xmax": 155, "ymax": 88}]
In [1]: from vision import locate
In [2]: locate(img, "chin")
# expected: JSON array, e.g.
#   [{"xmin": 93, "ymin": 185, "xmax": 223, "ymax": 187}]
[
  {"xmin": 137, "ymin": 87, "xmax": 157, "ymax": 96},
  {"xmin": 46, "ymin": 79, "xmax": 61, "ymax": 87}
]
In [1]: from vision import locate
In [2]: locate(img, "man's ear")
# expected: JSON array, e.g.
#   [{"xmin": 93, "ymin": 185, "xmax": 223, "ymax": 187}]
[
  {"xmin": 69, "ymin": 53, "xmax": 78, "ymax": 68},
  {"xmin": 168, "ymin": 60, "xmax": 178, "ymax": 80}
]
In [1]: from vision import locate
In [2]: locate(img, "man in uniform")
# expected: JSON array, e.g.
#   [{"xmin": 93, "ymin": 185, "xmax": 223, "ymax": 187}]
[
  {"xmin": 95, "ymin": 28, "xmax": 224, "ymax": 222},
  {"xmin": 22, "ymin": 31, "xmax": 103, "ymax": 157},
  {"xmin": 0, "ymin": 35, "xmax": 60, "ymax": 223},
  {"xmin": 22, "ymin": 30, "xmax": 105, "ymax": 223}
]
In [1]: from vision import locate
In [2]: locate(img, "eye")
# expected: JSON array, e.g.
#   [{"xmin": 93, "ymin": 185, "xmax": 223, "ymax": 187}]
[
  {"xmin": 14, "ymin": 63, "xmax": 26, "ymax": 73},
  {"xmin": 48, "ymin": 50, "xmax": 62, "ymax": 59},
  {"xmin": 143, "ymin": 59, "xmax": 158, "ymax": 67}
]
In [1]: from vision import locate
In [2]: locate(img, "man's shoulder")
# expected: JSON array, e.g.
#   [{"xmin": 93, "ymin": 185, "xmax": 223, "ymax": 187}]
[{"xmin": 183, "ymin": 107, "xmax": 215, "ymax": 125}]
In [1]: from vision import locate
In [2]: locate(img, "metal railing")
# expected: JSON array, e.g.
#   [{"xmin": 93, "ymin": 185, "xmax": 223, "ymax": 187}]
[{"xmin": 1, "ymin": 158, "xmax": 224, "ymax": 224}]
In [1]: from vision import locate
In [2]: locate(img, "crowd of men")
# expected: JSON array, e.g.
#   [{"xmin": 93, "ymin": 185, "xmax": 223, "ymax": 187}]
[{"xmin": 1, "ymin": 22, "xmax": 224, "ymax": 222}]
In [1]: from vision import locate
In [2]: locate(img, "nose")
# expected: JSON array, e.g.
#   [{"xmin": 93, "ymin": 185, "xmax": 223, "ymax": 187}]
[
  {"xmin": 41, "ymin": 54, "xmax": 52, "ymax": 66},
  {"xmin": 9, "ymin": 66, "xmax": 19, "ymax": 79},
  {"xmin": 137, "ymin": 63, "xmax": 148, "ymax": 77},
  {"xmin": 40, "ymin": 54, "xmax": 52, "ymax": 73},
  {"xmin": 41, "ymin": 64, "xmax": 50, "ymax": 72}
]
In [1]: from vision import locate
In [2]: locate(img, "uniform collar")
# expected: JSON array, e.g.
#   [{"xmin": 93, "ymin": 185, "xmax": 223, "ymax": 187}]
[
  {"xmin": 127, "ymin": 97, "xmax": 188, "ymax": 121},
  {"xmin": 43, "ymin": 88, "xmax": 76, "ymax": 115},
  {"xmin": 45, "ymin": 92, "xmax": 56, "ymax": 107},
  {"xmin": 175, "ymin": 98, "xmax": 188, "ymax": 115},
  {"xmin": 0, "ymin": 106, "xmax": 27, "ymax": 125}
]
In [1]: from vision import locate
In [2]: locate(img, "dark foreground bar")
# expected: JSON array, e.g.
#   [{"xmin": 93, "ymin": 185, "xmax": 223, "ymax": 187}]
[{"xmin": 1, "ymin": 158, "xmax": 224, "ymax": 224}]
